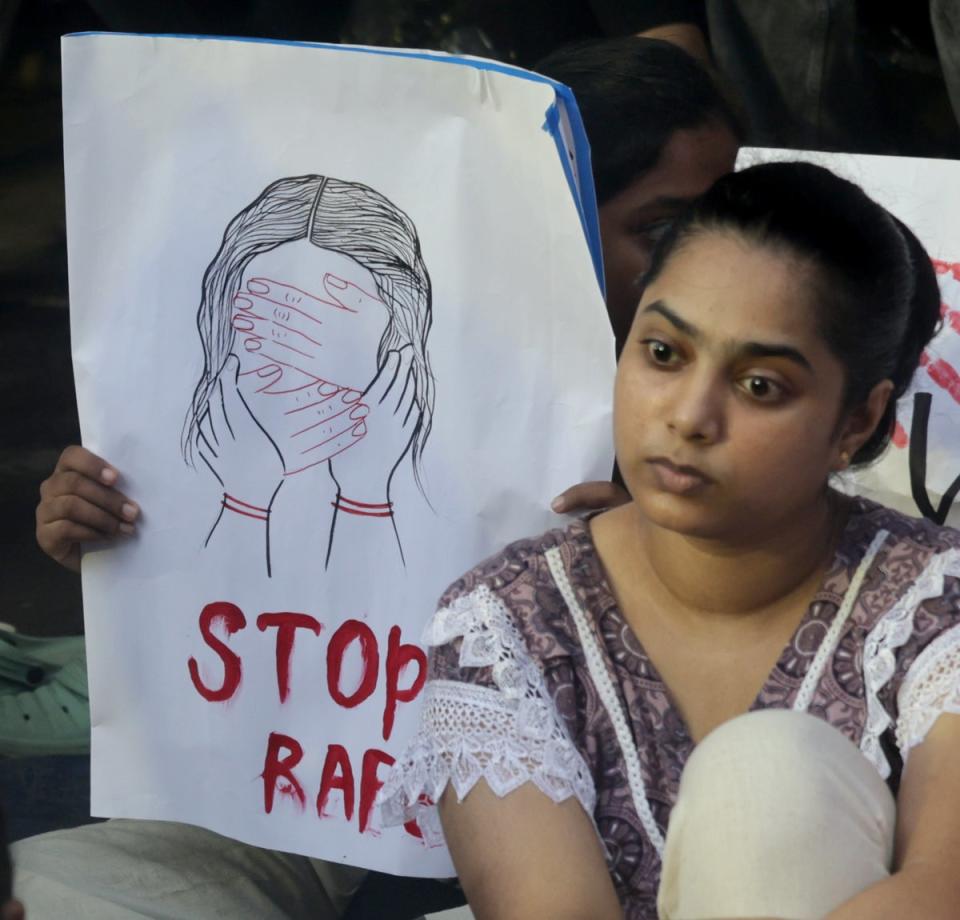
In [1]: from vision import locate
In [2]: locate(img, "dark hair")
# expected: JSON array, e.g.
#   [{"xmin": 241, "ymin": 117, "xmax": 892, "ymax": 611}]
[
  {"xmin": 535, "ymin": 37, "xmax": 744, "ymax": 204},
  {"xmin": 643, "ymin": 161, "xmax": 942, "ymax": 465}
]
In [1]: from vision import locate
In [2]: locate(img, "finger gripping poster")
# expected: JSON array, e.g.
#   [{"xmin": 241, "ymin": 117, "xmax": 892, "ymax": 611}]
[{"xmin": 63, "ymin": 34, "xmax": 614, "ymax": 876}]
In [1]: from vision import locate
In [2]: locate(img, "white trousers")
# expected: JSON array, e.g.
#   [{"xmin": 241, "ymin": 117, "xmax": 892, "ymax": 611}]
[
  {"xmin": 433, "ymin": 711, "xmax": 896, "ymax": 920},
  {"xmin": 12, "ymin": 818, "xmax": 367, "ymax": 919},
  {"xmin": 657, "ymin": 710, "xmax": 896, "ymax": 920}
]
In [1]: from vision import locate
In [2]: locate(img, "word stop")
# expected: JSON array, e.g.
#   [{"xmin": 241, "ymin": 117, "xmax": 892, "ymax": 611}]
[{"xmin": 187, "ymin": 602, "xmax": 427, "ymax": 741}]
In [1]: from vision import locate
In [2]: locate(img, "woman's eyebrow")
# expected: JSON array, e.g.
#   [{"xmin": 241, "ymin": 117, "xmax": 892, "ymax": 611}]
[
  {"xmin": 641, "ymin": 301, "xmax": 699, "ymax": 337},
  {"xmin": 737, "ymin": 341, "xmax": 813, "ymax": 372},
  {"xmin": 642, "ymin": 301, "xmax": 814, "ymax": 371}
]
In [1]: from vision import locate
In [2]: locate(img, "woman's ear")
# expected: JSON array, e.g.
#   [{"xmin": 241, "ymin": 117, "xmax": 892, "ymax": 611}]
[{"xmin": 834, "ymin": 379, "xmax": 895, "ymax": 469}]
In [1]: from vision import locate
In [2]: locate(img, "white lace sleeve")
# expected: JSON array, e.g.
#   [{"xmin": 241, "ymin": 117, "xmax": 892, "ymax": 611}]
[
  {"xmin": 378, "ymin": 585, "xmax": 596, "ymax": 845},
  {"xmin": 896, "ymin": 622, "xmax": 960, "ymax": 762},
  {"xmin": 861, "ymin": 548, "xmax": 960, "ymax": 778}
]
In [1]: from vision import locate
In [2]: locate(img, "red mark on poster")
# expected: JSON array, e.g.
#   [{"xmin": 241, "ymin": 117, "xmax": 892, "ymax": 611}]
[
  {"xmin": 326, "ymin": 619, "xmax": 379, "ymax": 708},
  {"xmin": 925, "ymin": 356, "xmax": 960, "ymax": 405},
  {"xmin": 944, "ymin": 303, "xmax": 960, "ymax": 336},
  {"xmin": 317, "ymin": 744, "xmax": 355, "ymax": 821},
  {"xmin": 261, "ymin": 731, "xmax": 306, "ymax": 813},
  {"xmin": 359, "ymin": 748, "xmax": 395, "ymax": 834},
  {"xmin": 932, "ymin": 259, "xmax": 960, "ymax": 282},
  {"xmin": 401, "ymin": 795, "xmax": 434, "ymax": 839},
  {"xmin": 187, "ymin": 602, "xmax": 246, "ymax": 702},
  {"xmin": 383, "ymin": 626, "xmax": 427, "ymax": 742},
  {"xmin": 256, "ymin": 612, "xmax": 322, "ymax": 703},
  {"xmin": 892, "ymin": 259, "xmax": 960, "ymax": 454}
]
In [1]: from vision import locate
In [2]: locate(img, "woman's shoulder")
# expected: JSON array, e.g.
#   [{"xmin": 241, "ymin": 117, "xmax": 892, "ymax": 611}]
[
  {"xmin": 849, "ymin": 495, "xmax": 960, "ymax": 559},
  {"xmin": 436, "ymin": 517, "xmax": 594, "ymax": 610},
  {"xmin": 844, "ymin": 498, "xmax": 960, "ymax": 772},
  {"xmin": 838, "ymin": 496, "xmax": 960, "ymax": 636},
  {"xmin": 424, "ymin": 518, "xmax": 595, "ymax": 662}
]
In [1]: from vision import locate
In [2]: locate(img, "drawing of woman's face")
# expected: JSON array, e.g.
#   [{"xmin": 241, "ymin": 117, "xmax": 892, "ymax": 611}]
[{"xmin": 233, "ymin": 239, "xmax": 389, "ymax": 394}]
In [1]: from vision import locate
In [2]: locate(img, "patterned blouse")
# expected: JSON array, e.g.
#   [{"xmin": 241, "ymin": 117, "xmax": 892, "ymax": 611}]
[{"xmin": 381, "ymin": 498, "xmax": 960, "ymax": 919}]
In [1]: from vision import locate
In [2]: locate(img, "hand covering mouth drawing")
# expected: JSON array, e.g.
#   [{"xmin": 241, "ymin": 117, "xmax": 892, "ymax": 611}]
[{"xmin": 182, "ymin": 175, "xmax": 435, "ymax": 575}]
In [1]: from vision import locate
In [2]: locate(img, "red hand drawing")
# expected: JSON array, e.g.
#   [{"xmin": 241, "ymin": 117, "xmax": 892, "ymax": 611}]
[
  {"xmin": 232, "ymin": 274, "xmax": 387, "ymax": 393},
  {"xmin": 327, "ymin": 345, "xmax": 421, "ymax": 497},
  {"xmin": 239, "ymin": 372, "xmax": 371, "ymax": 475},
  {"xmin": 239, "ymin": 345, "xmax": 421, "ymax": 482},
  {"xmin": 228, "ymin": 274, "xmax": 395, "ymax": 474}
]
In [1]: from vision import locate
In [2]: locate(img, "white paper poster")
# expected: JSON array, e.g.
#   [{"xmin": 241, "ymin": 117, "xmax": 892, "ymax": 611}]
[
  {"xmin": 63, "ymin": 33, "xmax": 614, "ymax": 876},
  {"xmin": 740, "ymin": 148, "xmax": 960, "ymax": 529}
]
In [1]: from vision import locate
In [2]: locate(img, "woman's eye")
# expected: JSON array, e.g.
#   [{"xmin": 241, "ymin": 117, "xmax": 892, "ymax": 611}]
[
  {"xmin": 642, "ymin": 339, "xmax": 678, "ymax": 366},
  {"xmin": 739, "ymin": 375, "xmax": 784, "ymax": 402}
]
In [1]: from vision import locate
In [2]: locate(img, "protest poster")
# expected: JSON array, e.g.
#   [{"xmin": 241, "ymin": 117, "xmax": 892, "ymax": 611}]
[
  {"xmin": 62, "ymin": 33, "xmax": 614, "ymax": 876},
  {"xmin": 740, "ymin": 148, "xmax": 960, "ymax": 529}
]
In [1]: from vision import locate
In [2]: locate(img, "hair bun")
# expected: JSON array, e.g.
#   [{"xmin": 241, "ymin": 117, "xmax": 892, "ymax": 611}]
[{"xmin": 889, "ymin": 216, "xmax": 942, "ymax": 398}]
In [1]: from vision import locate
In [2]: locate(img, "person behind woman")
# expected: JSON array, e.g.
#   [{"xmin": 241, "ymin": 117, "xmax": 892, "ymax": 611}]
[
  {"xmin": 538, "ymin": 37, "xmax": 742, "ymax": 514},
  {"xmin": 537, "ymin": 36, "xmax": 741, "ymax": 354},
  {"xmin": 382, "ymin": 162, "xmax": 960, "ymax": 919}
]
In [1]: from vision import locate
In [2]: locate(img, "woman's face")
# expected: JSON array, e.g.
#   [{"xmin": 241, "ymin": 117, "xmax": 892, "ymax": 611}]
[
  {"xmin": 234, "ymin": 239, "xmax": 389, "ymax": 393},
  {"xmin": 614, "ymin": 230, "xmax": 859, "ymax": 543},
  {"xmin": 598, "ymin": 121, "xmax": 739, "ymax": 351}
]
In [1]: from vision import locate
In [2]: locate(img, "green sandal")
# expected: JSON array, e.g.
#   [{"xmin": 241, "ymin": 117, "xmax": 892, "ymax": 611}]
[
  {"xmin": 0, "ymin": 633, "xmax": 86, "ymax": 694},
  {"xmin": 0, "ymin": 657, "xmax": 90, "ymax": 756}
]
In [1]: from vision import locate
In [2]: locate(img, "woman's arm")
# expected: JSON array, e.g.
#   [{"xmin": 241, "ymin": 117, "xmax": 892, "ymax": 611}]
[
  {"xmin": 825, "ymin": 713, "xmax": 960, "ymax": 919},
  {"xmin": 440, "ymin": 779, "xmax": 623, "ymax": 920}
]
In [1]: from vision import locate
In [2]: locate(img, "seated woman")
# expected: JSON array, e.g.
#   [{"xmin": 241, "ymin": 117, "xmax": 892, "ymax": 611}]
[{"xmin": 381, "ymin": 162, "xmax": 960, "ymax": 919}]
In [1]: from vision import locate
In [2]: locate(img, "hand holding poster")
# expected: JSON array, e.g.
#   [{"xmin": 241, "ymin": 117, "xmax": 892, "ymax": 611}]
[{"xmin": 62, "ymin": 34, "xmax": 614, "ymax": 876}]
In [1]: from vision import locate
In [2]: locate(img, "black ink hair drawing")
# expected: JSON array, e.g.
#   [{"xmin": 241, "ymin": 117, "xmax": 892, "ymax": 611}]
[{"xmin": 183, "ymin": 175, "xmax": 435, "ymax": 575}]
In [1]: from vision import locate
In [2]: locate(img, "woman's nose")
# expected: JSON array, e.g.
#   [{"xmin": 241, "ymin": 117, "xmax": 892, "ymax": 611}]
[{"xmin": 665, "ymin": 372, "xmax": 724, "ymax": 444}]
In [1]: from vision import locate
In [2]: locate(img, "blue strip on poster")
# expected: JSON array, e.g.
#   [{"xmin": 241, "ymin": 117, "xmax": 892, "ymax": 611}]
[{"xmin": 65, "ymin": 32, "xmax": 605, "ymax": 294}]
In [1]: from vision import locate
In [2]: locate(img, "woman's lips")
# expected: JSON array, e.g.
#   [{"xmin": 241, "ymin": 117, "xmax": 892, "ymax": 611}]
[{"xmin": 645, "ymin": 457, "xmax": 713, "ymax": 495}]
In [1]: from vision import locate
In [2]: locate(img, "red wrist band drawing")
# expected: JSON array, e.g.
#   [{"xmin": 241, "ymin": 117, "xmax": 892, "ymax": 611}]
[
  {"xmin": 331, "ymin": 495, "xmax": 393, "ymax": 518},
  {"xmin": 223, "ymin": 493, "xmax": 270, "ymax": 521}
]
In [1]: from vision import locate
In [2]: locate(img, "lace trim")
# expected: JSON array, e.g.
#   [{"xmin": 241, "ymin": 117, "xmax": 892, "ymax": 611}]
[
  {"xmin": 545, "ymin": 546, "xmax": 666, "ymax": 856},
  {"xmin": 896, "ymin": 622, "xmax": 960, "ymax": 760},
  {"xmin": 861, "ymin": 548, "xmax": 960, "ymax": 779},
  {"xmin": 793, "ymin": 530, "xmax": 888, "ymax": 713},
  {"xmin": 378, "ymin": 585, "xmax": 596, "ymax": 843}
]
